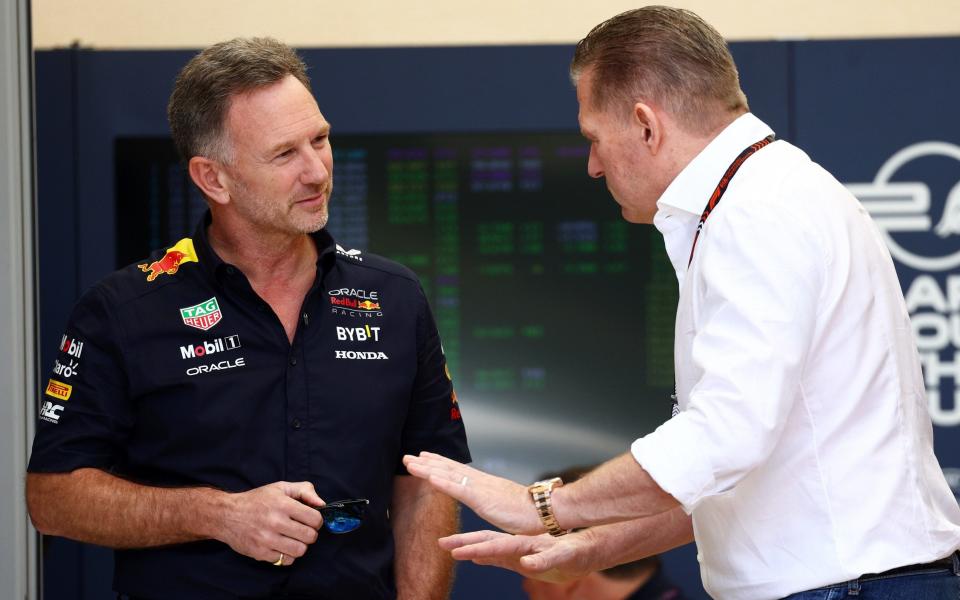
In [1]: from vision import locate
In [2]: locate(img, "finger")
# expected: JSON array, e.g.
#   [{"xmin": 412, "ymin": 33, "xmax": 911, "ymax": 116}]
[
  {"xmin": 265, "ymin": 534, "xmax": 309, "ymax": 562},
  {"xmin": 422, "ymin": 453, "xmax": 484, "ymax": 483},
  {"xmin": 518, "ymin": 543, "xmax": 569, "ymax": 573},
  {"xmin": 427, "ymin": 473, "xmax": 473, "ymax": 503},
  {"xmin": 402, "ymin": 458, "xmax": 432, "ymax": 480},
  {"xmin": 278, "ymin": 536, "xmax": 310, "ymax": 559},
  {"xmin": 285, "ymin": 498, "xmax": 324, "ymax": 530},
  {"xmin": 450, "ymin": 534, "xmax": 536, "ymax": 561},
  {"xmin": 274, "ymin": 515, "xmax": 320, "ymax": 546},
  {"xmin": 472, "ymin": 556, "xmax": 518, "ymax": 569},
  {"xmin": 439, "ymin": 530, "xmax": 504, "ymax": 550},
  {"xmin": 285, "ymin": 481, "xmax": 325, "ymax": 509},
  {"xmin": 405, "ymin": 453, "xmax": 470, "ymax": 482},
  {"xmin": 403, "ymin": 456, "xmax": 461, "ymax": 481}
]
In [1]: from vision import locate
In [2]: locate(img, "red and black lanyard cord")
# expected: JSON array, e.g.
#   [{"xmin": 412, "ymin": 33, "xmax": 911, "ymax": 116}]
[
  {"xmin": 670, "ymin": 134, "xmax": 775, "ymax": 417},
  {"xmin": 686, "ymin": 134, "xmax": 776, "ymax": 268}
]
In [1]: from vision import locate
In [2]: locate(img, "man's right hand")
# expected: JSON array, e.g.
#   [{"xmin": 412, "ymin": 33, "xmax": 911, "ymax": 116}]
[{"xmin": 215, "ymin": 481, "xmax": 325, "ymax": 566}]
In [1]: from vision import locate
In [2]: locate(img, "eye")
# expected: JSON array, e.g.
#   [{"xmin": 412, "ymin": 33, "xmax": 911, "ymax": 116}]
[
  {"xmin": 276, "ymin": 148, "xmax": 294, "ymax": 160},
  {"xmin": 312, "ymin": 135, "xmax": 328, "ymax": 146}
]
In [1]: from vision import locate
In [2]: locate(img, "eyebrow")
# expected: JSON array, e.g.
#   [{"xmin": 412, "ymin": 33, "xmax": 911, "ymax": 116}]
[{"xmin": 267, "ymin": 123, "xmax": 331, "ymax": 156}]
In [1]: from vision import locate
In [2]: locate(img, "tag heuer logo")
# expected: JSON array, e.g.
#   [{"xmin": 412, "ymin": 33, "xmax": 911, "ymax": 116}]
[{"xmin": 180, "ymin": 297, "xmax": 223, "ymax": 331}]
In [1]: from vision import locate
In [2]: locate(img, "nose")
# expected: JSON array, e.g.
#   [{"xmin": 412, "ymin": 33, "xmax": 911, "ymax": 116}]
[
  {"xmin": 587, "ymin": 144, "xmax": 603, "ymax": 179},
  {"xmin": 301, "ymin": 146, "xmax": 329, "ymax": 186}
]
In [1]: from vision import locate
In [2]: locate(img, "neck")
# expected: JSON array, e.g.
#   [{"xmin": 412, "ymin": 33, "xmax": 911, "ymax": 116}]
[
  {"xmin": 207, "ymin": 212, "xmax": 318, "ymax": 286},
  {"xmin": 666, "ymin": 110, "xmax": 746, "ymax": 182}
]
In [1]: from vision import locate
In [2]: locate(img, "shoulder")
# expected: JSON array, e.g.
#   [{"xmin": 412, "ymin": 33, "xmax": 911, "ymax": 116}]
[
  {"xmin": 82, "ymin": 237, "xmax": 206, "ymax": 309},
  {"xmin": 332, "ymin": 244, "xmax": 421, "ymax": 286},
  {"xmin": 725, "ymin": 140, "xmax": 854, "ymax": 221}
]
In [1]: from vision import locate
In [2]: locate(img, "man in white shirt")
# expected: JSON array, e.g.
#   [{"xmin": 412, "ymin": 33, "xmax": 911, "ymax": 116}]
[{"xmin": 404, "ymin": 6, "xmax": 960, "ymax": 599}]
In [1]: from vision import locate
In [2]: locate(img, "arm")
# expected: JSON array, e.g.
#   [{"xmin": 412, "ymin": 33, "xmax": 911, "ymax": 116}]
[
  {"xmin": 402, "ymin": 451, "xmax": 678, "ymax": 534},
  {"xmin": 439, "ymin": 506, "xmax": 693, "ymax": 582},
  {"xmin": 405, "ymin": 196, "xmax": 827, "ymax": 533},
  {"xmin": 26, "ymin": 468, "xmax": 324, "ymax": 565},
  {"xmin": 392, "ymin": 476, "xmax": 459, "ymax": 600},
  {"xmin": 552, "ymin": 452, "xmax": 679, "ymax": 530}
]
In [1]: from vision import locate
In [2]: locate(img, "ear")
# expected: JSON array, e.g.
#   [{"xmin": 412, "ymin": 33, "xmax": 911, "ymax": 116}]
[
  {"xmin": 188, "ymin": 156, "xmax": 232, "ymax": 206},
  {"xmin": 632, "ymin": 101, "xmax": 664, "ymax": 155}
]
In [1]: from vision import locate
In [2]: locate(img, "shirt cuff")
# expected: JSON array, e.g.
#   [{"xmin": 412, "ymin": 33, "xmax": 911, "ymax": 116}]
[{"xmin": 630, "ymin": 415, "xmax": 718, "ymax": 513}]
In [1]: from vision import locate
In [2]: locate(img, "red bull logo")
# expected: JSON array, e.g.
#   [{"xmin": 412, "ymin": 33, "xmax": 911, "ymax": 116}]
[
  {"xmin": 138, "ymin": 238, "xmax": 198, "ymax": 282},
  {"xmin": 450, "ymin": 389, "xmax": 461, "ymax": 420},
  {"xmin": 328, "ymin": 290, "xmax": 384, "ymax": 317}
]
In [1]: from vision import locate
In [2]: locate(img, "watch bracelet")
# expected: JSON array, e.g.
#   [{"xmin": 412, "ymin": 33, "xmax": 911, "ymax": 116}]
[{"xmin": 532, "ymin": 488, "xmax": 567, "ymax": 536}]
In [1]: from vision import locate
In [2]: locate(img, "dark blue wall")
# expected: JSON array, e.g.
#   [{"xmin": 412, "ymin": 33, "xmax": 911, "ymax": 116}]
[{"xmin": 34, "ymin": 38, "xmax": 960, "ymax": 600}]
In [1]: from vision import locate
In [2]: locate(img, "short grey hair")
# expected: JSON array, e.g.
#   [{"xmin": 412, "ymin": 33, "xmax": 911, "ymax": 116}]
[
  {"xmin": 571, "ymin": 6, "xmax": 748, "ymax": 134},
  {"xmin": 167, "ymin": 37, "xmax": 311, "ymax": 162}
]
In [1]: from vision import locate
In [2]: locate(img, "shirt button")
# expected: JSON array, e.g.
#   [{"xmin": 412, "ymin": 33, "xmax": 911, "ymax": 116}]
[
  {"xmin": 289, "ymin": 355, "xmax": 297, "ymax": 366},
  {"xmin": 292, "ymin": 419, "xmax": 302, "ymax": 430},
  {"xmin": 225, "ymin": 265, "xmax": 236, "ymax": 275}
]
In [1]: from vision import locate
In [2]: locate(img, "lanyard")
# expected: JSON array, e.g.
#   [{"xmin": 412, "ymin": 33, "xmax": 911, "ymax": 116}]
[
  {"xmin": 686, "ymin": 134, "xmax": 775, "ymax": 268},
  {"xmin": 670, "ymin": 134, "xmax": 774, "ymax": 419}
]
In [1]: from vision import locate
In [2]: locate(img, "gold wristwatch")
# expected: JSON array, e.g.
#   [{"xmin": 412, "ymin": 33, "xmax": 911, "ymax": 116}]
[{"xmin": 527, "ymin": 477, "xmax": 568, "ymax": 536}]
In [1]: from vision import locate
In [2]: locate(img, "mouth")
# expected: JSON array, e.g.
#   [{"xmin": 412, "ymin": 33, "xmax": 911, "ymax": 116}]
[{"xmin": 295, "ymin": 192, "xmax": 327, "ymax": 208}]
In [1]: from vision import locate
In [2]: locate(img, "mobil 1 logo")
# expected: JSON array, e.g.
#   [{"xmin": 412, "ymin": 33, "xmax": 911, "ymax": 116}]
[{"xmin": 179, "ymin": 335, "xmax": 241, "ymax": 360}]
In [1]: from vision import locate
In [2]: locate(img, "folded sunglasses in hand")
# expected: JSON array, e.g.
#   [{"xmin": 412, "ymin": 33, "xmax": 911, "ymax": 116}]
[{"xmin": 319, "ymin": 499, "xmax": 370, "ymax": 534}]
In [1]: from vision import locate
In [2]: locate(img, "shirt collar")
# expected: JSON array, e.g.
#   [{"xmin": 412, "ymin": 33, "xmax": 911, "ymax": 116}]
[
  {"xmin": 653, "ymin": 113, "xmax": 775, "ymax": 276},
  {"xmin": 192, "ymin": 210, "xmax": 339, "ymax": 283}
]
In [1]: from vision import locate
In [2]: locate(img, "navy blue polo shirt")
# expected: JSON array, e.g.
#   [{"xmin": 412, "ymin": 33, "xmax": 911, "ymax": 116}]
[{"xmin": 28, "ymin": 214, "xmax": 471, "ymax": 599}]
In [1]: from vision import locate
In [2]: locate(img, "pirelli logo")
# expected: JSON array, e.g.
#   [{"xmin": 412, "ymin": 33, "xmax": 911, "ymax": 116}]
[{"xmin": 45, "ymin": 379, "xmax": 72, "ymax": 401}]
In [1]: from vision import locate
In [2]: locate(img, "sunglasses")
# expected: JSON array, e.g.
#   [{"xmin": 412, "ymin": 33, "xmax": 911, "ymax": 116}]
[{"xmin": 319, "ymin": 499, "xmax": 370, "ymax": 534}]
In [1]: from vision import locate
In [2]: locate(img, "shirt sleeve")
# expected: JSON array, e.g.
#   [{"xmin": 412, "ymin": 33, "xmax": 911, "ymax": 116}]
[
  {"xmin": 632, "ymin": 189, "xmax": 825, "ymax": 512},
  {"xmin": 395, "ymin": 284, "xmax": 471, "ymax": 474},
  {"xmin": 28, "ymin": 284, "xmax": 134, "ymax": 474}
]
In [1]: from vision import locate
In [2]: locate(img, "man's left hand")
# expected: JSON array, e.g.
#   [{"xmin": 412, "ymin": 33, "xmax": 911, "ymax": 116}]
[
  {"xmin": 402, "ymin": 452, "xmax": 541, "ymax": 534},
  {"xmin": 438, "ymin": 529, "xmax": 596, "ymax": 583}
]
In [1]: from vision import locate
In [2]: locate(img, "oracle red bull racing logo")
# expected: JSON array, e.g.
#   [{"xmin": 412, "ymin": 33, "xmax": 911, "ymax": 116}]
[
  {"xmin": 329, "ymin": 288, "xmax": 383, "ymax": 318},
  {"xmin": 138, "ymin": 238, "xmax": 198, "ymax": 282}
]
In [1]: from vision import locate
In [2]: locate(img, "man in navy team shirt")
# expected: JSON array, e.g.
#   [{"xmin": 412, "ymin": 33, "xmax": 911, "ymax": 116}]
[{"xmin": 27, "ymin": 37, "xmax": 470, "ymax": 599}]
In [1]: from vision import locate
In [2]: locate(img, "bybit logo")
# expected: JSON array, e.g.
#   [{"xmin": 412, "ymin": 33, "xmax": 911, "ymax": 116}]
[{"xmin": 336, "ymin": 326, "xmax": 381, "ymax": 342}]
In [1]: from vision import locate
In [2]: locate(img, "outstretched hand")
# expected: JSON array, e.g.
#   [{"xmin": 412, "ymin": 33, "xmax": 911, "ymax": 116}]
[
  {"xmin": 438, "ymin": 529, "xmax": 597, "ymax": 583},
  {"xmin": 402, "ymin": 452, "xmax": 542, "ymax": 534}
]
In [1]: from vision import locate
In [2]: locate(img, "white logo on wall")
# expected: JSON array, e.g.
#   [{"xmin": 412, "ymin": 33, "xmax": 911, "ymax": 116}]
[{"xmin": 847, "ymin": 141, "xmax": 960, "ymax": 427}]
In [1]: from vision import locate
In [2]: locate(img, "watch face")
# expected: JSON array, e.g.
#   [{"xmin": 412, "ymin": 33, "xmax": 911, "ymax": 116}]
[{"xmin": 529, "ymin": 477, "xmax": 562, "ymax": 492}]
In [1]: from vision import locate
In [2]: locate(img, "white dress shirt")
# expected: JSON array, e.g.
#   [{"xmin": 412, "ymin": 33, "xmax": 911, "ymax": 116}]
[{"xmin": 631, "ymin": 113, "xmax": 960, "ymax": 599}]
